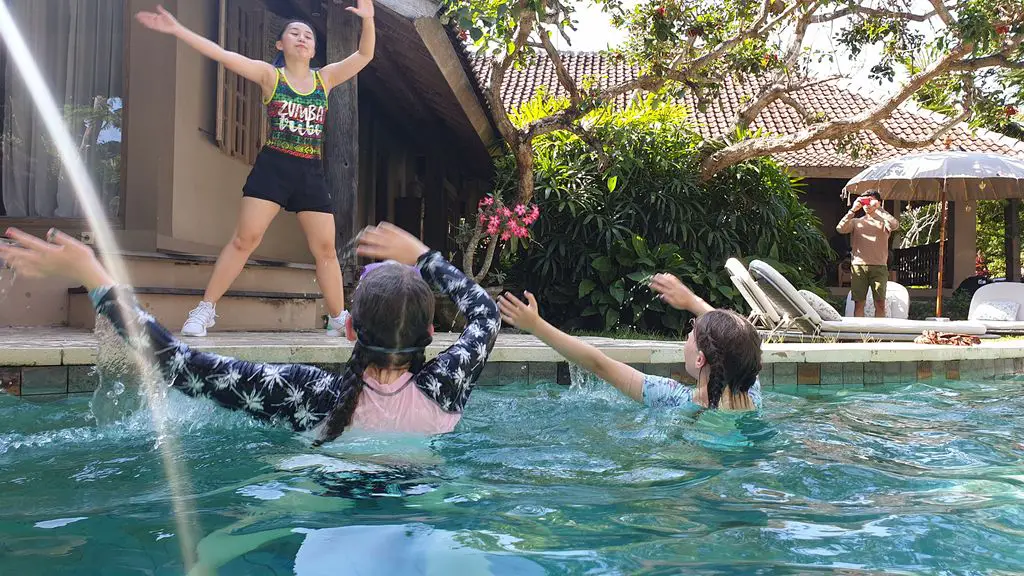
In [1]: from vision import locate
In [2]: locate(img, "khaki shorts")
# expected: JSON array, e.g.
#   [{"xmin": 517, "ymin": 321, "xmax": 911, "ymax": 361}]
[{"xmin": 851, "ymin": 265, "xmax": 888, "ymax": 302}]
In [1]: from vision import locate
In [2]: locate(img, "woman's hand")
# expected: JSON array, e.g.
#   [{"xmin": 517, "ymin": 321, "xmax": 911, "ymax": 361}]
[
  {"xmin": 135, "ymin": 5, "xmax": 183, "ymax": 36},
  {"xmin": 650, "ymin": 273, "xmax": 710, "ymax": 315},
  {"xmin": 355, "ymin": 222, "xmax": 429, "ymax": 266},
  {"xmin": 346, "ymin": 0, "xmax": 375, "ymax": 19},
  {"xmin": 0, "ymin": 228, "xmax": 113, "ymax": 289},
  {"xmin": 497, "ymin": 291, "xmax": 543, "ymax": 334}
]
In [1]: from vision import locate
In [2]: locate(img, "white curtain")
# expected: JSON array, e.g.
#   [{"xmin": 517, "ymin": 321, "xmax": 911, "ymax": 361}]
[{"xmin": 2, "ymin": 0, "xmax": 124, "ymax": 218}]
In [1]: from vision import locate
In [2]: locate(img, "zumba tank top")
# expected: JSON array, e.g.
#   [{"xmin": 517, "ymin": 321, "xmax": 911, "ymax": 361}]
[{"xmin": 263, "ymin": 68, "xmax": 327, "ymax": 160}]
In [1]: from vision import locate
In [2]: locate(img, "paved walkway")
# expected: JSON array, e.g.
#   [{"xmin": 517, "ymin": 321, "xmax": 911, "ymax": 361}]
[{"xmin": 2, "ymin": 327, "xmax": 1023, "ymax": 367}]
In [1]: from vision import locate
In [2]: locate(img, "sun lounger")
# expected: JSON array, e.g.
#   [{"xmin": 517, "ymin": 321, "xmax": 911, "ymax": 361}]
[
  {"xmin": 843, "ymin": 281, "xmax": 910, "ymax": 319},
  {"xmin": 968, "ymin": 282, "xmax": 1024, "ymax": 334},
  {"xmin": 724, "ymin": 258, "xmax": 783, "ymax": 330},
  {"xmin": 747, "ymin": 259, "xmax": 989, "ymax": 340}
]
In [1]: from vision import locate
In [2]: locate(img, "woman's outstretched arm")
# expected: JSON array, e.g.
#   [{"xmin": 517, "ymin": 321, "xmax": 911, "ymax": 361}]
[
  {"xmin": 319, "ymin": 0, "xmax": 376, "ymax": 90},
  {"xmin": 136, "ymin": 5, "xmax": 276, "ymax": 94}
]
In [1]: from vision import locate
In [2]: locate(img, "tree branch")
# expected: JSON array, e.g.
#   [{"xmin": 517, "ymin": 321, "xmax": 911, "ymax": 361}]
[
  {"xmin": 475, "ymin": 234, "xmax": 500, "ymax": 283},
  {"xmin": 810, "ymin": 4, "xmax": 939, "ymax": 23},
  {"xmin": 699, "ymin": 41, "xmax": 973, "ymax": 179},
  {"xmin": 778, "ymin": 93, "xmax": 818, "ymax": 124},
  {"xmin": 737, "ymin": 74, "xmax": 843, "ymax": 131},
  {"xmin": 484, "ymin": 1, "xmax": 536, "ymax": 203},
  {"xmin": 568, "ymin": 124, "xmax": 611, "ymax": 171},
  {"xmin": 871, "ymin": 77, "xmax": 974, "ymax": 148},
  {"xmin": 536, "ymin": 21, "xmax": 582, "ymax": 106},
  {"xmin": 926, "ymin": 0, "xmax": 954, "ymax": 25},
  {"xmin": 594, "ymin": 0, "xmax": 806, "ymax": 105},
  {"xmin": 737, "ymin": 84, "xmax": 786, "ymax": 131},
  {"xmin": 951, "ymin": 53, "xmax": 1024, "ymax": 71},
  {"xmin": 782, "ymin": 1, "xmax": 820, "ymax": 69}
]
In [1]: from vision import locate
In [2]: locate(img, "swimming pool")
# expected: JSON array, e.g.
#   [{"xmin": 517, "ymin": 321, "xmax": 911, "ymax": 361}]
[{"xmin": 2, "ymin": 375, "xmax": 1023, "ymax": 574}]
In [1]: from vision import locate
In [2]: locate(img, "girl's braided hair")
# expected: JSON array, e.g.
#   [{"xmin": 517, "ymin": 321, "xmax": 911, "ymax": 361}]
[
  {"xmin": 694, "ymin": 309, "xmax": 761, "ymax": 409},
  {"xmin": 313, "ymin": 262, "xmax": 434, "ymax": 446}
]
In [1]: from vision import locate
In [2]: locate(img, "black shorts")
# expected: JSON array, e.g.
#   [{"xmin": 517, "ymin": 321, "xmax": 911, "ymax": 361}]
[{"xmin": 242, "ymin": 148, "xmax": 333, "ymax": 214}]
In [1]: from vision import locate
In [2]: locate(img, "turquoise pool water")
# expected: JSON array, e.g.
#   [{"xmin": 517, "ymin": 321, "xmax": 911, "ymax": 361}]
[{"xmin": 2, "ymin": 375, "xmax": 1024, "ymax": 574}]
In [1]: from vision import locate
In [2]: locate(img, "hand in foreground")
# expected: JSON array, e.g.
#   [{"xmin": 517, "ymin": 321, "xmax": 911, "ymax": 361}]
[
  {"xmin": 346, "ymin": 0, "xmax": 375, "ymax": 19},
  {"xmin": 649, "ymin": 273, "xmax": 704, "ymax": 313},
  {"xmin": 355, "ymin": 222, "xmax": 429, "ymax": 266},
  {"xmin": 0, "ymin": 228, "xmax": 111, "ymax": 288},
  {"xmin": 497, "ymin": 291, "xmax": 543, "ymax": 334},
  {"xmin": 135, "ymin": 5, "xmax": 182, "ymax": 35}
]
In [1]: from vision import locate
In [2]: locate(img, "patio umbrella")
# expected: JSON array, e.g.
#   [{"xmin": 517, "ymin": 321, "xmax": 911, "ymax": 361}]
[{"xmin": 843, "ymin": 151, "xmax": 1024, "ymax": 317}]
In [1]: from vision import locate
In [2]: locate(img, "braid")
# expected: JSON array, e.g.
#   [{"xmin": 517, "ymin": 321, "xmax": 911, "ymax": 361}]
[
  {"xmin": 312, "ymin": 261, "xmax": 434, "ymax": 445},
  {"xmin": 692, "ymin": 309, "xmax": 762, "ymax": 411},
  {"xmin": 313, "ymin": 344, "xmax": 370, "ymax": 446},
  {"xmin": 700, "ymin": 337, "xmax": 727, "ymax": 409}
]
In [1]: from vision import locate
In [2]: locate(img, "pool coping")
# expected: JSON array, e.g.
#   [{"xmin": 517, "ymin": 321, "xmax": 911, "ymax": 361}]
[
  {"xmin": 2, "ymin": 327, "xmax": 1024, "ymax": 366},
  {"xmin": 1, "ymin": 328, "xmax": 1022, "ymax": 398}
]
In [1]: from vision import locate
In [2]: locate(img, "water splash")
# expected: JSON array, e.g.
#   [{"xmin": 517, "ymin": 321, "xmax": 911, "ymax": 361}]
[
  {"xmin": 0, "ymin": 4, "xmax": 199, "ymax": 569},
  {"xmin": 90, "ymin": 316, "xmax": 143, "ymax": 425}
]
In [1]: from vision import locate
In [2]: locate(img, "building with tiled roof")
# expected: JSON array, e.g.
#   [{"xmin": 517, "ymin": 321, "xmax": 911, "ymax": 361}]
[
  {"xmin": 464, "ymin": 51, "xmax": 1024, "ymax": 289},
  {"xmin": 469, "ymin": 52, "xmax": 1024, "ymax": 179}
]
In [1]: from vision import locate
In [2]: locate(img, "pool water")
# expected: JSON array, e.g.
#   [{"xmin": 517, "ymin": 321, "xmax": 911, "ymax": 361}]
[{"xmin": 2, "ymin": 375, "xmax": 1024, "ymax": 574}]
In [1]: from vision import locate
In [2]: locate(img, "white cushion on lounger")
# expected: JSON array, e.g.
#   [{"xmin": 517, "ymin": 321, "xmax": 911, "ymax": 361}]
[
  {"xmin": 974, "ymin": 320, "xmax": 1024, "ymax": 332},
  {"xmin": 819, "ymin": 317, "xmax": 987, "ymax": 335},
  {"xmin": 970, "ymin": 283, "xmax": 1024, "ymax": 321},
  {"xmin": 748, "ymin": 259, "xmax": 989, "ymax": 336}
]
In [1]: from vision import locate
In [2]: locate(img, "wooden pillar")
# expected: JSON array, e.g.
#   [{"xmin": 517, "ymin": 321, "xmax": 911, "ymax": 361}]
[
  {"xmin": 325, "ymin": 4, "xmax": 359, "ymax": 259},
  {"xmin": 422, "ymin": 155, "xmax": 445, "ymax": 249},
  {"xmin": 950, "ymin": 199, "xmax": 974, "ymax": 288},
  {"xmin": 1007, "ymin": 199, "xmax": 1021, "ymax": 282}
]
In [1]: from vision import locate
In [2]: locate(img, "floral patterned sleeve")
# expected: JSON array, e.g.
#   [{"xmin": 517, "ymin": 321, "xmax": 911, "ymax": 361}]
[
  {"xmin": 89, "ymin": 286, "xmax": 341, "ymax": 431},
  {"xmin": 412, "ymin": 251, "xmax": 500, "ymax": 412}
]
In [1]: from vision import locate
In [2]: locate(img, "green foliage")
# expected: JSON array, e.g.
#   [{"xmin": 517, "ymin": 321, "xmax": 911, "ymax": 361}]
[
  {"xmin": 906, "ymin": 2, "xmax": 1023, "ymax": 136},
  {"xmin": 908, "ymin": 291, "xmax": 972, "ymax": 321},
  {"xmin": 502, "ymin": 98, "xmax": 833, "ymax": 332},
  {"xmin": 977, "ymin": 200, "xmax": 1024, "ymax": 278}
]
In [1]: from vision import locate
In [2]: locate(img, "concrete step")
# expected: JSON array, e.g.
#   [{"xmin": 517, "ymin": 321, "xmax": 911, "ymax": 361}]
[
  {"xmin": 109, "ymin": 251, "xmax": 320, "ymax": 294},
  {"xmin": 68, "ymin": 287, "xmax": 325, "ymax": 332}
]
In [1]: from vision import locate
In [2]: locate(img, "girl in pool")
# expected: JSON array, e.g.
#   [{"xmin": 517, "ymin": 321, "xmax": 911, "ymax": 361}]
[
  {"xmin": 0, "ymin": 223, "xmax": 500, "ymax": 445},
  {"xmin": 135, "ymin": 4, "xmax": 376, "ymax": 338},
  {"xmin": 498, "ymin": 274, "xmax": 761, "ymax": 411}
]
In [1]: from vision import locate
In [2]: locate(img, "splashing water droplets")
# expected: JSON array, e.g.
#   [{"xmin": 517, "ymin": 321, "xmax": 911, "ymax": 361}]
[{"xmin": 0, "ymin": 3, "xmax": 198, "ymax": 568}]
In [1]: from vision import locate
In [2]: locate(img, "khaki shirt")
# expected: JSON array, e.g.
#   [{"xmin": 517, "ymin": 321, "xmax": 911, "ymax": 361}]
[{"xmin": 836, "ymin": 209, "xmax": 900, "ymax": 266}]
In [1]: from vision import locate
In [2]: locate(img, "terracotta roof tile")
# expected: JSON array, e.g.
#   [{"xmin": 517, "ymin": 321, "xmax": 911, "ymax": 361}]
[{"xmin": 468, "ymin": 52, "xmax": 1024, "ymax": 170}]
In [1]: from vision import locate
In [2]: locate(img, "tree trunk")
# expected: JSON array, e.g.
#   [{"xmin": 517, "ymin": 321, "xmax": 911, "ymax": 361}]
[
  {"xmin": 325, "ymin": 5, "xmax": 359, "ymax": 264},
  {"xmin": 515, "ymin": 141, "xmax": 535, "ymax": 204}
]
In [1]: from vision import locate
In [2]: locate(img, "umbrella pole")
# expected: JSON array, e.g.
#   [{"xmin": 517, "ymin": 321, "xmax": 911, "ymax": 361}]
[{"xmin": 936, "ymin": 186, "xmax": 948, "ymax": 317}]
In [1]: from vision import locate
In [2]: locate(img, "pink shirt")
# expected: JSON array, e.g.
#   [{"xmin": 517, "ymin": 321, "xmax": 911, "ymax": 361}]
[{"xmin": 350, "ymin": 372, "xmax": 463, "ymax": 434}]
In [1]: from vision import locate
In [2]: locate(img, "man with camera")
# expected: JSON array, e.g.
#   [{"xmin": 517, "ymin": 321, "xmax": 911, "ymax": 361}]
[{"xmin": 836, "ymin": 190, "xmax": 900, "ymax": 318}]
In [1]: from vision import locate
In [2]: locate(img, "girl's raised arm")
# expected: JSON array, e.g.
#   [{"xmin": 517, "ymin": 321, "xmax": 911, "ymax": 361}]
[
  {"xmin": 319, "ymin": 0, "xmax": 376, "ymax": 91},
  {"xmin": 136, "ymin": 5, "xmax": 276, "ymax": 95},
  {"xmin": 498, "ymin": 292, "xmax": 646, "ymax": 402}
]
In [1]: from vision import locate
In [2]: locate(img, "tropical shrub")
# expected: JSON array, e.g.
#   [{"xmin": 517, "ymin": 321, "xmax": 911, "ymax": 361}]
[{"xmin": 500, "ymin": 97, "xmax": 833, "ymax": 333}]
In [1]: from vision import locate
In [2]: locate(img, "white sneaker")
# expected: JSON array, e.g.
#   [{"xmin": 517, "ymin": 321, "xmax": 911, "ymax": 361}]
[
  {"xmin": 182, "ymin": 301, "xmax": 216, "ymax": 337},
  {"xmin": 326, "ymin": 310, "xmax": 350, "ymax": 337}
]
